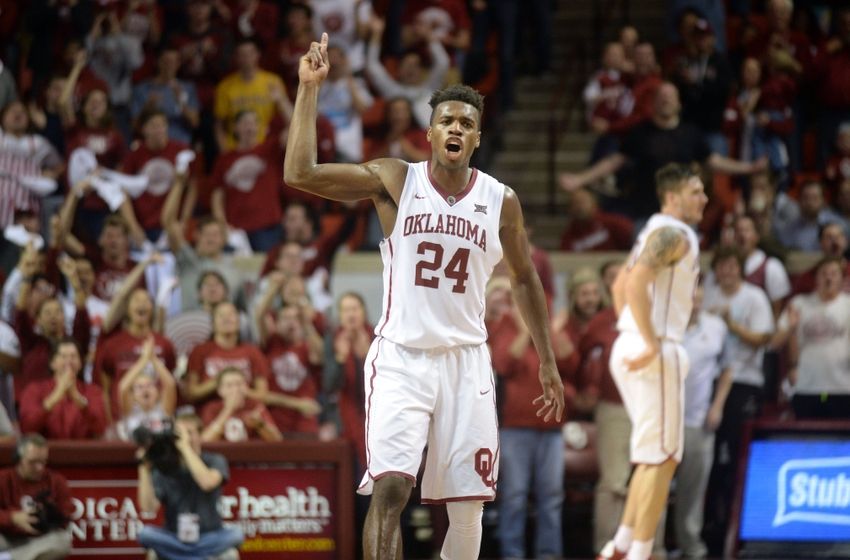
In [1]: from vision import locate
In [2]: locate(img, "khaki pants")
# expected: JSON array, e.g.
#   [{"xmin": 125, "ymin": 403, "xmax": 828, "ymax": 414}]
[
  {"xmin": 0, "ymin": 530, "xmax": 72, "ymax": 560},
  {"xmin": 674, "ymin": 426, "xmax": 714, "ymax": 560},
  {"xmin": 594, "ymin": 401, "xmax": 666, "ymax": 558}
]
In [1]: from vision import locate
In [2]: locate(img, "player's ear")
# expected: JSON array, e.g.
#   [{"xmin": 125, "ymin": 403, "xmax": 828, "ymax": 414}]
[
  {"xmin": 426, "ymin": 127, "xmax": 432, "ymax": 142},
  {"xmin": 475, "ymin": 131, "xmax": 481, "ymax": 148}
]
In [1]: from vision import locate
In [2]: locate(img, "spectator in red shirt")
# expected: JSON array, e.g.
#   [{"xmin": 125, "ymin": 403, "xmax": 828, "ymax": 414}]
[
  {"xmin": 555, "ymin": 268, "xmax": 606, "ymax": 341},
  {"xmin": 723, "ymin": 57, "xmax": 795, "ymax": 182},
  {"xmin": 743, "ymin": 0, "xmax": 812, "ymax": 78},
  {"xmin": 255, "ymin": 276, "xmax": 323, "ymax": 435},
  {"xmin": 185, "ymin": 302, "xmax": 270, "ymax": 408},
  {"xmin": 227, "ymin": 0, "xmax": 280, "ymax": 50},
  {"xmin": 364, "ymin": 97, "xmax": 430, "ymax": 162},
  {"xmin": 583, "ymin": 42, "xmax": 629, "ymax": 160},
  {"xmin": 19, "ymin": 338, "xmax": 107, "ymax": 439},
  {"xmin": 210, "ymin": 110, "xmax": 285, "ymax": 252},
  {"xmin": 95, "ymin": 254, "xmax": 176, "ymax": 420},
  {"xmin": 400, "ymin": 0, "xmax": 471, "ymax": 54},
  {"xmin": 560, "ymin": 188, "xmax": 634, "ymax": 252},
  {"xmin": 826, "ymin": 123, "xmax": 850, "ymax": 193},
  {"xmin": 114, "ymin": 337, "xmax": 177, "ymax": 442},
  {"xmin": 490, "ymin": 291, "xmax": 578, "ymax": 560},
  {"xmin": 271, "ymin": 3, "xmax": 315, "ymax": 101},
  {"xmin": 607, "ymin": 43, "xmax": 663, "ymax": 137},
  {"xmin": 324, "ymin": 292, "xmax": 373, "ymax": 468},
  {"xmin": 792, "ymin": 222, "xmax": 850, "ymax": 295},
  {"xmin": 56, "ymin": 190, "xmax": 143, "ymax": 302},
  {"xmin": 14, "ymin": 250, "xmax": 90, "ymax": 401},
  {"xmin": 0, "ymin": 434, "xmax": 73, "ymax": 557},
  {"xmin": 813, "ymin": 8, "xmax": 850, "ymax": 167},
  {"xmin": 120, "ymin": 110, "xmax": 193, "ymax": 242},
  {"xmin": 200, "ymin": 367, "xmax": 282, "ymax": 442}
]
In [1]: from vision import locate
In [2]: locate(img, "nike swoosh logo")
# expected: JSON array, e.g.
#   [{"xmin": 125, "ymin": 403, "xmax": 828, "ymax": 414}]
[
  {"xmin": 415, "ymin": 194, "xmax": 426, "ymax": 199},
  {"xmin": 479, "ymin": 389, "xmax": 490, "ymax": 395}
]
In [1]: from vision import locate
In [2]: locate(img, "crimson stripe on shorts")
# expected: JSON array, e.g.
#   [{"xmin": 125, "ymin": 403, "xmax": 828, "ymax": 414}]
[
  {"xmin": 660, "ymin": 345, "xmax": 667, "ymax": 455},
  {"xmin": 362, "ymin": 337, "xmax": 383, "ymax": 478},
  {"xmin": 377, "ymin": 240, "xmax": 394, "ymax": 336}
]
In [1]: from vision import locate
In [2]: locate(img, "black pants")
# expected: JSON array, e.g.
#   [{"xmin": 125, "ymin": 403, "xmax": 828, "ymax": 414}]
[
  {"xmin": 792, "ymin": 394, "xmax": 850, "ymax": 420},
  {"xmin": 704, "ymin": 382, "xmax": 763, "ymax": 556}
]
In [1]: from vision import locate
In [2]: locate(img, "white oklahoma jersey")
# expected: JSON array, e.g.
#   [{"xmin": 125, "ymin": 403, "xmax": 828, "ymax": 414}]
[
  {"xmin": 611, "ymin": 212, "xmax": 700, "ymax": 464},
  {"xmin": 374, "ymin": 160, "xmax": 505, "ymax": 348},
  {"xmin": 617, "ymin": 213, "xmax": 700, "ymax": 343}
]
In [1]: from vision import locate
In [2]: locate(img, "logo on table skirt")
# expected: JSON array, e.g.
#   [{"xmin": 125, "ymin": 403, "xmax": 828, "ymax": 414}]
[{"xmin": 774, "ymin": 456, "xmax": 850, "ymax": 527}]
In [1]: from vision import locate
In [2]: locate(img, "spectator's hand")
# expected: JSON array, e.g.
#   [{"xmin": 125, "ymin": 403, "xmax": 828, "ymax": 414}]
[
  {"xmin": 107, "ymin": 11, "xmax": 121, "ymax": 35},
  {"xmin": 705, "ymin": 404, "xmax": 723, "ymax": 431},
  {"xmin": 174, "ymin": 421, "xmax": 193, "ymax": 455},
  {"xmin": 73, "ymin": 175, "xmax": 95, "ymax": 197},
  {"xmin": 559, "ymin": 173, "xmax": 583, "ymax": 193},
  {"xmin": 295, "ymin": 398, "xmax": 321, "ymax": 417},
  {"xmin": 352, "ymin": 328, "xmax": 371, "ymax": 359},
  {"xmin": 334, "ymin": 333, "xmax": 352, "ymax": 362},
  {"xmin": 11, "ymin": 509, "xmax": 39, "ymax": 535},
  {"xmin": 550, "ymin": 309, "xmax": 569, "ymax": 333},
  {"xmin": 90, "ymin": 13, "xmax": 107, "ymax": 39},
  {"xmin": 318, "ymin": 421, "xmax": 337, "ymax": 441},
  {"xmin": 58, "ymin": 363, "xmax": 77, "ymax": 393},
  {"xmin": 369, "ymin": 16, "xmax": 385, "ymax": 39},
  {"xmin": 58, "ymin": 255, "xmax": 81, "ymax": 288},
  {"xmin": 298, "ymin": 33, "xmax": 330, "ymax": 86},
  {"xmin": 244, "ymin": 406, "xmax": 266, "ymax": 429},
  {"xmin": 590, "ymin": 117, "xmax": 610, "ymax": 135},
  {"xmin": 533, "ymin": 362, "xmax": 565, "ymax": 422},
  {"xmin": 141, "ymin": 336, "xmax": 156, "ymax": 362},
  {"xmin": 73, "ymin": 49, "xmax": 88, "ymax": 69},
  {"xmin": 18, "ymin": 241, "xmax": 39, "ymax": 277},
  {"xmin": 748, "ymin": 156, "xmax": 769, "ymax": 174},
  {"xmin": 223, "ymin": 392, "xmax": 244, "ymax": 415},
  {"xmin": 145, "ymin": 252, "xmax": 164, "ymax": 267}
]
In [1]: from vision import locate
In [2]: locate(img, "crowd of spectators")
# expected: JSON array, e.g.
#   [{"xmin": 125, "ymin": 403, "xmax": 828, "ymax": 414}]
[{"xmin": 0, "ymin": 0, "xmax": 849, "ymax": 558}]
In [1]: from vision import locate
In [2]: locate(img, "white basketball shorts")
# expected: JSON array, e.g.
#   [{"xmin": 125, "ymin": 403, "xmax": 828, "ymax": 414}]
[
  {"xmin": 609, "ymin": 331, "xmax": 690, "ymax": 464},
  {"xmin": 357, "ymin": 337, "xmax": 499, "ymax": 503}
]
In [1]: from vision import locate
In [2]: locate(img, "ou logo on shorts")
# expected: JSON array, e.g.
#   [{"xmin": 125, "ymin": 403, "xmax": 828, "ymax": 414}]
[{"xmin": 475, "ymin": 448, "xmax": 495, "ymax": 488}]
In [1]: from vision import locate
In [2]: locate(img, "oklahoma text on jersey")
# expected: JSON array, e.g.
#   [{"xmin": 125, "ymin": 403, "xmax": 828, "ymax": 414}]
[{"xmin": 402, "ymin": 212, "xmax": 488, "ymax": 251}]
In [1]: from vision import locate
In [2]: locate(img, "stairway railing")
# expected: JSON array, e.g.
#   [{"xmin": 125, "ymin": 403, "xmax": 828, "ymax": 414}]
[{"xmin": 545, "ymin": 0, "xmax": 633, "ymax": 213}]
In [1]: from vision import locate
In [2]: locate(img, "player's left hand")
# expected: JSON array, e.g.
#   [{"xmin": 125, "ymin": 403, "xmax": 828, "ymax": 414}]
[{"xmin": 533, "ymin": 362, "xmax": 565, "ymax": 422}]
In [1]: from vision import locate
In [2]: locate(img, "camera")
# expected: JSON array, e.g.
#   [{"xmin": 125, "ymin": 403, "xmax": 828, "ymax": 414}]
[
  {"xmin": 31, "ymin": 490, "xmax": 68, "ymax": 533},
  {"xmin": 133, "ymin": 423, "xmax": 182, "ymax": 476}
]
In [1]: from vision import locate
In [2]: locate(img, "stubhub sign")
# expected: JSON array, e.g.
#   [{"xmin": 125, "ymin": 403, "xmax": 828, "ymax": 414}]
[{"xmin": 741, "ymin": 440, "xmax": 850, "ymax": 541}]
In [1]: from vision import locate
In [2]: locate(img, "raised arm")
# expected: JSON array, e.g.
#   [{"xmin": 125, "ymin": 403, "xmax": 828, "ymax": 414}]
[
  {"xmin": 161, "ymin": 170, "xmax": 189, "ymax": 253},
  {"xmin": 102, "ymin": 254, "xmax": 160, "ymax": 334},
  {"xmin": 499, "ymin": 188, "xmax": 564, "ymax": 422},
  {"xmin": 559, "ymin": 153, "xmax": 627, "ymax": 192},
  {"xmin": 621, "ymin": 226, "xmax": 690, "ymax": 370},
  {"xmin": 283, "ymin": 33, "xmax": 407, "ymax": 203}
]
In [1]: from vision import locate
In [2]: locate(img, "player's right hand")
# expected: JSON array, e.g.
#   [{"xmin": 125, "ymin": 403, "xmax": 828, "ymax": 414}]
[
  {"xmin": 534, "ymin": 362, "xmax": 565, "ymax": 422},
  {"xmin": 623, "ymin": 343, "xmax": 659, "ymax": 372},
  {"xmin": 299, "ymin": 33, "xmax": 329, "ymax": 86}
]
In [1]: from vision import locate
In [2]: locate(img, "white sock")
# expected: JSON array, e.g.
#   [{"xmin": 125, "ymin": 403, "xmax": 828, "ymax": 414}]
[
  {"xmin": 614, "ymin": 525, "xmax": 633, "ymax": 552},
  {"xmin": 440, "ymin": 501, "xmax": 483, "ymax": 560},
  {"xmin": 626, "ymin": 538, "xmax": 654, "ymax": 560}
]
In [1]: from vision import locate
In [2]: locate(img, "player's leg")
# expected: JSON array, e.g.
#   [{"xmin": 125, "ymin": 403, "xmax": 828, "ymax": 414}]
[
  {"xmin": 359, "ymin": 340, "xmax": 437, "ymax": 559},
  {"xmin": 441, "ymin": 501, "xmax": 485, "ymax": 560},
  {"xmin": 363, "ymin": 475, "xmax": 415, "ymax": 560}
]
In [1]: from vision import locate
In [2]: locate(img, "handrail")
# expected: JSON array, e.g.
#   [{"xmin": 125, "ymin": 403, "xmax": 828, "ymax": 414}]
[{"xmin": 545, "ymin": 0, "xmax": 633, "ymax": 213}]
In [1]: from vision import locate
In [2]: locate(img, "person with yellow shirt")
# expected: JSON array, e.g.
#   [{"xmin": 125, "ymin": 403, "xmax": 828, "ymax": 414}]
[{"xmin": 214, "ymin": 37, "xmax": 293, "ymax": 149}]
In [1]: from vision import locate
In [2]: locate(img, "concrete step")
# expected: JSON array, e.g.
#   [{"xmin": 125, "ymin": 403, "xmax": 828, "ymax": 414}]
[{"xmin": 501, "ymin": 130, "xmax": 594, "ymax": 152}]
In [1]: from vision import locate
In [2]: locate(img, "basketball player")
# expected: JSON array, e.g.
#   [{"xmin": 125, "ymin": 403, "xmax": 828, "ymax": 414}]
[
  {"xmin": 598, "ymin": 163, "xmax": 708, "ymax": 560},
  {"xmin": 284, "ymin": 34, "xmax": 565, "ymax": 559}
]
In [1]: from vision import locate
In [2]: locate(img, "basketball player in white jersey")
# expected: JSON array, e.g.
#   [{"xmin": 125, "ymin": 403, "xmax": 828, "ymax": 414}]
[
  {"xmin": 598, "ymin": 163, "xmax": 708, "ymax": 560},
  {"xmin": 284, "ymin": 34, "xmax": 565, "ymax": 559}
]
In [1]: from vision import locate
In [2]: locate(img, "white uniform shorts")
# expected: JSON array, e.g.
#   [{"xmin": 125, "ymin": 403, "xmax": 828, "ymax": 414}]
[
  {"xmin": 609, "ymin": 331, "xmax": 690, "ymax": 464},
  {"xmin": 357, "ymin": 337, "xmax": 499, "ymax": 503}
]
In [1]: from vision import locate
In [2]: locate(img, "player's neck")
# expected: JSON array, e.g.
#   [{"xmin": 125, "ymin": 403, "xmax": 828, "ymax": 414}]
[{"xmin": 429, "ymin": 161, "xmax": 472, "ymax": 194}]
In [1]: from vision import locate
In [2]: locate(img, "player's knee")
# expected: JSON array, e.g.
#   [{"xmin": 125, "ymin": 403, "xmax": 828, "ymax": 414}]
[
  {"xmin": 372, "ymin": 475, "xmax": 414, "ymax": 511},
  {"xmin": 446, "ymin": 501, "xmax": 484, "ymax": 532}
]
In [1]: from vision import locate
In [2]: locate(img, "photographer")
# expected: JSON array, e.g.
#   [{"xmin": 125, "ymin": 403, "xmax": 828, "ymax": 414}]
[
  {"xmin": 137, "ymin": 412, "xmax": 242, "ymax": 560},
  {"xmin": 0, "ymin": 434, "xmax": 72, "ymax": 559}
]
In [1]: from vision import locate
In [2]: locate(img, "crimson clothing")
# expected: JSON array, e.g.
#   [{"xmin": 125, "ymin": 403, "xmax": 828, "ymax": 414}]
[
  {"xmin": 793, "ymin": 260, "xmax": 850, "ymax": 295},
  {"xmin": 264, "ymin": 334, "xmax": 320, "ymax": 434},
  {"xmin": 813, "ymin": 47, "xmax": 850, "ymax": 110},
  {"xmin": 331, "ymin": 326, "xmax": 374, "ymax": 466},
  {"xmin": 0, "ymin": 468, "xmax": 73, "ymax": 536},
  {"xmin": 745, "ymin": 21, "xmax": 813, "ymax": 72},
  {"xmin": 200, "ymin": 398, "xmax": 277, "ymax": 441},
  {"xmin": 93, "ymin": 330, "xmax": 176, "ymax": 415},
  {"xmin": 401, "ymin": 0, "xmax": 471, "ymax": 43},
  {"xmin": 826, "ymin": 154, "xmax": 850, "ymax": 190},
  {"xmin": 65, "ymin": 125, "xmax": 127, "ymax": 211},
  {"xmin": 560, "ymin": 211, "xmax": 634, "ymax": 252},
  {"xmin": 531, "ymin": 245, "xmax": 555, "ymax": 305},
  {"xmin": 171, "ymin": 30, "xmax": 229, "ymax": 109},
  {"xmin": 187, "ymin": 341, "xmax": 271, "ymax": 406},
  {"xmin": 586, "ymin": 70, "xmax": 628, "ymax": 123},
  {"xmin": 608, "ymin": 73, "xmax": 663, "ymax": 135},
  {"xmin": 209, "ymin": 138, "xmax": 283, "ymax": 232},
  {"xmin": 19, "ymin": 379, "xmax": 108, "ymax": 439},
  {"xmin": 577, "ymin": 308, "xmax": 621, "ymax": 404},
  {"xmin": 490, "ymin": 313, "xmax": 578, "ymax": 429},
  {"xmin": 14, "ymin": 308, "xmax": 90, "ymax": 400},
  {"xmin": 82, "ymin": 243, "xmax": 142, "ymax": 302},
  {"xmin": 226, "ymin": 0, "xmax": 279, "ymax": 46},
  {"xmin": 363, "ymin": 129, "xmax": 430, "ymax": 162},
  {"xmin": 121, "ymin": 139, "xmax": 190, "ymax": 230}
]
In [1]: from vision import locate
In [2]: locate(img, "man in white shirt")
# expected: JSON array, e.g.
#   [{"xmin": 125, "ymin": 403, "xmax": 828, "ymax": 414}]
[
  {"xmin": 702, "ymin": 246, "xmax": 774, "ymax": 555},
  {"xmin": 772, "ymin": 256, "xmax": 850, "ymax": 419},
  {"xmin": 677, "ymin": 285, "xmax": 732, "ymax": 560}
]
